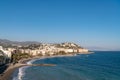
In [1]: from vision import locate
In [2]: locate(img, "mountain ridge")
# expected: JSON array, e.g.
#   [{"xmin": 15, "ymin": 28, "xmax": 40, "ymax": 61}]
[{"xmin": 0, "ymin": 39, "xmax": 40, "ymax": 47}]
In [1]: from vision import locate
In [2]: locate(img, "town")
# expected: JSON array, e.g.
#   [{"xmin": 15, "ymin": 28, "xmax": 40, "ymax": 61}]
[{"xmin": 0, "ymin": 42, "xmax": 89, "ymax": 66}]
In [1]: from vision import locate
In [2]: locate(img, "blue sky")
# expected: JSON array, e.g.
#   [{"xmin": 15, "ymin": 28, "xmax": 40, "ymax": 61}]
[{"xmin": 0, "ymin": 0, "xmax": 120, "ymax": 50}]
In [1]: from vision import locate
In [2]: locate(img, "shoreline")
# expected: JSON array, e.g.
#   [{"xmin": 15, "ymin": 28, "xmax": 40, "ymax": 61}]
[
  {"xmin": 0, "ymin": 63, "xmax": 25, "ymax": 80},
  {"xmin": 0, "ymin": 52, "xmax": 92, "ymax": 80}
]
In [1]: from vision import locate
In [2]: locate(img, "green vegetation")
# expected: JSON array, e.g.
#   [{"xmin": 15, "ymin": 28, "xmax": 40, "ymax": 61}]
[
  {"xmin": 11, "ymin": 53, "xmax": 31, "ymax": 63},
  {"xmin": 56, "ymin": 51, "xmax": 67, "ymax": 55}
]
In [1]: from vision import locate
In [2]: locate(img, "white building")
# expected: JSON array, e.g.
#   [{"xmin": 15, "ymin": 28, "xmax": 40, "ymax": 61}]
[
  {"xmin": 0, "ymin": 46, "xmax": 12, "ymax": 58},
  {"xmin": 78, "ymin": 49, "xmax": 88, "ymax": 53},
  {"xmin": 61, "ymin": 49, "xmax": 73, "ymax": 53}
]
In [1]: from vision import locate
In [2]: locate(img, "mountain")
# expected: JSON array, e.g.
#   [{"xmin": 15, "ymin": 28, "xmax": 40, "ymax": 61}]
[{"xmin": 0, "ymin": 39, "xmax": 40, "ymax": 47}]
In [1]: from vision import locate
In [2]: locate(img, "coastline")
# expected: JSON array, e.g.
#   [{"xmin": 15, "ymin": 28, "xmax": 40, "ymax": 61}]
[
  {"xmin": 0, "ymin": 52, "xmax": 92, "ymax": 80},
  {"xmin": 0, "ymin": 64, "xmax": 25, "ymax": 80}
]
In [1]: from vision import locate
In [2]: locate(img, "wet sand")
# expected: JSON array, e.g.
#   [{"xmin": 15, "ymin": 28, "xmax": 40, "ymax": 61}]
[
  {"xmin": 0, "ymin": 63, "xmax": 25, "ymax": 80},
  {"xmin": 0, "ymin": 56, "xmax": 56, "ymax": 80},
  {"xmin": 0, "ymin": 53, "xmax": 91, "ymax": 80}
]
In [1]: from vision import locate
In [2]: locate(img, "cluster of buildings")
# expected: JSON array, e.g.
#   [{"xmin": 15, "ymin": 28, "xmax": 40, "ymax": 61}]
[
  {"xmin": 0, "ymin": 46, "xmax": 12, "ymax": 65},
  {"xmin": 0, "ymin": 43, "xmax": 89, "ymax": 60}
]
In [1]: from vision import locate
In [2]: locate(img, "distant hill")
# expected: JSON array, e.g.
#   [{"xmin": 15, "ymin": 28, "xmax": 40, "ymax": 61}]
[
  {"xmin": 0, "ymin": 39, "xmax": 84, "ymax": 49},
  {"xmin": 0, "ymin": 39, "xmax": 40, "ymax": 47}
]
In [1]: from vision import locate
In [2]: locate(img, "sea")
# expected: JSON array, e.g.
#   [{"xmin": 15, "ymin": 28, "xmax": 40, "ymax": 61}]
[{"xmin": 11, "ymin": 51, "xmax": 120, "ymax": 80}]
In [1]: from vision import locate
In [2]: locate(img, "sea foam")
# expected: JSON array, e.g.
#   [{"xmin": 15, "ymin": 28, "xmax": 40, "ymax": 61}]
[
  {"xmin": 27, "ymin": 59, "xmax": 37, "ymax": 64},
  {"xmin": 13, "ymin": 59, "xmax": 38, "ymax": 80},
  {"xmin": 12, "ymin": 66, "xmax": 27, "ymax": 80}
]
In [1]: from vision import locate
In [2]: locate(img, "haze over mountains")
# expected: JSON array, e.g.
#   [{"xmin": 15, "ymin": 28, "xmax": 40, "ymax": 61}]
[
  {"xmin": 0, "ymin": 39, "xmax": 119, "ymax": 51},
  {"xmin": 0, "ymin": 39, "xmax": 40, "ymax": 47}
]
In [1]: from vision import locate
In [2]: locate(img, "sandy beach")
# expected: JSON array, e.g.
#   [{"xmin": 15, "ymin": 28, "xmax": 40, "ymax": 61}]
[
  {"xmin": 0, "ymin": 54, "xmax": 71, "ymax": 80},
  {"xmin": 0, "ymin": 57, "xmax": 53, "ymax": 80},
  {"xmin": 0, "ymin": 53, "xmax": 90, "ymax": 80},
  {"xmin": 0, "ymin": 63, "xmax": 24, "ymax": 80}
]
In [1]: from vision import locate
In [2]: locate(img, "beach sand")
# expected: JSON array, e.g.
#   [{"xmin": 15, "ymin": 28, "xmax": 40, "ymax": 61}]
[
  {"xmin": 0, "ymin": 53, "xmax": 90, "ymax": 80},
  {"xmin": 0, "ymin": 63, "xmax": 25, "ymax": 80},
  {"xmin": 0, "ymin": 56, "xmax": 54, "ymax": 80}
]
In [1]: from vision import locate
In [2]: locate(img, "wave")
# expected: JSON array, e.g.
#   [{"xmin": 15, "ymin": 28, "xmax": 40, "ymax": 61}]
[
  {"xmin": 18, "ymin": 67, "xmax": 26, "ymax": 80},
  {"xmin": 12, "ymin": 59, "xmax": 38, "ymax": 80},
  {"xmin": 12, "ymin": 66, "xmax": 27, "ymax": 80},
  {"xmin": 12, "ymin": 57, "xmax": 46, "ymax": 80},
  {"xmin": 27, "ymin": 59, "xmax": 38, "ymax": 64},
  {"xmin": 12, "ymin": 55, "xmax": 77, "ymax": 80}
]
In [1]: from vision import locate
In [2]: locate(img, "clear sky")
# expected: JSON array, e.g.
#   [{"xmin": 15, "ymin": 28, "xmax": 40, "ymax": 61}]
[{"xmin": 0, "ymin": 0, "xmax": 120, "ymax": 51}]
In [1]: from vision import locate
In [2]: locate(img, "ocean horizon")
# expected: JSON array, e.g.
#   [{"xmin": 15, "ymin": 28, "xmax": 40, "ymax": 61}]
[{"xmin": 11, "ymin": 51, "xmax": 120, "ymax": 80}]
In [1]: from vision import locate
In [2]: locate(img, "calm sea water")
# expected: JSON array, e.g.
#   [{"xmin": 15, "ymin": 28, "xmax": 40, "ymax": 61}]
[{"xmin": 12, "ymin": 51, "xmax": 120, "ymax": 80}]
